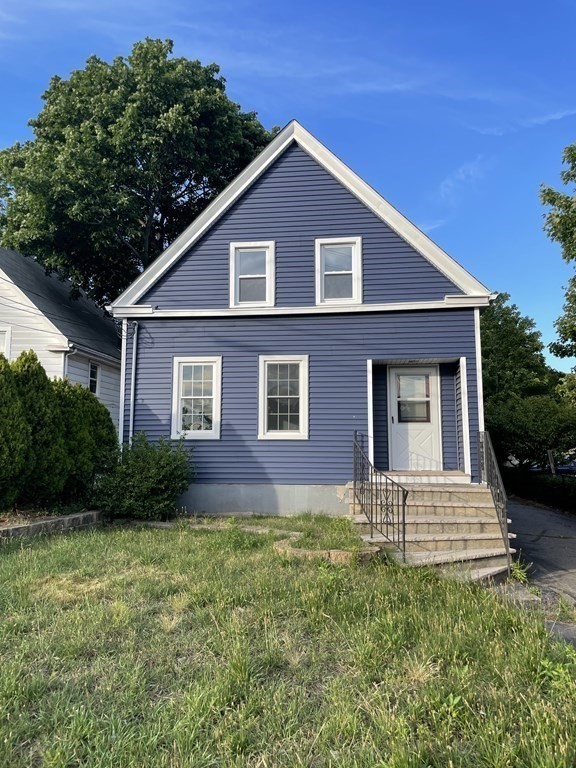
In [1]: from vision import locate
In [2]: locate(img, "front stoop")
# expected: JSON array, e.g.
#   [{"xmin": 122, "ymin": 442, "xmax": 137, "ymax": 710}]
[{"xmin": 348, "ymin": 480, "xmax": 514, "ymax": 582}]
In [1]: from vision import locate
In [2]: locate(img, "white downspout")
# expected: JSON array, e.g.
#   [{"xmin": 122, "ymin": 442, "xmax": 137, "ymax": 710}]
[
  {"xmin": 128, "ymin": 321, "xmax": 139, "ymax": 443},
  {"xmin": 63, "ymin": 342, "xmax": 78, "ymax": 379}
]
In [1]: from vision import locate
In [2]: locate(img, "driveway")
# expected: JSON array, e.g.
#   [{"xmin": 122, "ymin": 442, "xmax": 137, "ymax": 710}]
[{"xmin": 508, "ymin": 500, "xmax": 576, "ymax": 601}]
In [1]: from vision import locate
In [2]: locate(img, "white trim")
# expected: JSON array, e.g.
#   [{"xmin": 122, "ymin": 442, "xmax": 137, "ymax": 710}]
[
  {"xmin": 111, "ymin": 295, "xmax": 491, "ymax": 319},
  {"xmin": 258, "ymin": 354, "xmax": 309, "ymax": 440},
  {"xmin": 111, "ymin": 120, "xmax": 490, "ymax": 308},
  {"xmin": 88, "ymin": 360, "xmax": 100, "ymax": 397},
  {"xmin": 314, "ymin": 236, "xmax": 362, "ymax": 306},
  {"xmin": 474, "ymin": 308, "xmax": 485, "ymax": 432},
  {"xmin": 387, "ymin": 365, "xmax": 443, "ymax": 470},
  {"xmin": 367, "ymin": 359, "xmax": 374, "ymax": 463},
  {"xmin": 171, "ymin": 356, "xmax": 222, "ymax": 440},
  {"xmin": 118, "ymin": 319, "xmax": 127, "ymax": 443},
  {"xmin": 0, "ymin": 325, "xmax": 12, "ymax": 360},
  {"xmin": 459, "ymin": 357, "xmax": 472, "ymax": 475},
  {"xmin": 229, "ymin": 241, "xmax": 275, "ymax": 308}
]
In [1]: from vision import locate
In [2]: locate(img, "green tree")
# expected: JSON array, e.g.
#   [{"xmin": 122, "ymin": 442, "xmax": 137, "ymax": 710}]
[
  {"xmin": 541, "ymin": 142, "xmax": 576, "ymax": 357},
  {"xmin": 0, "ymin": 355, "xmax": 31, "ymax": 509},
  {"xmin": 487, "ymin": 395, "xmax": 576, "ymax": 467},
  {"xmin": 0, "ymin": 38, "xmax": 274, "ymax": 306},
  {"xmin": 11, "ymin": 350, "xmax": 69, "ymax": 505},
  {"xmin": 481, "ymin": 292, "xmax": 555, "ymax": 401}
]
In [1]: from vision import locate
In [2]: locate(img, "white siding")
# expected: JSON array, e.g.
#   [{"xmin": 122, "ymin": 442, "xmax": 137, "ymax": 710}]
[
  {"xmin": 0, "ymin": 268, "xmax": 66, "ymax": 378},
  {"xmin": 67, "ymin": 353, "xmax": 120, "ymax": 429}
]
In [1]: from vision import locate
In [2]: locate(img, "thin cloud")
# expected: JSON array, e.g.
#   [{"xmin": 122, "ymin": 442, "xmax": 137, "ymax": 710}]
[
  {"xmin": 466, "ymin": 107, "xmax": 576, "ymax": 136},
  {"xmin": 418, "ymin": 218, "xmax": 449, "ymax": 234},
  {"xmin": 439, "ymin": 156, "xmax": 487, "ymax": 203}
]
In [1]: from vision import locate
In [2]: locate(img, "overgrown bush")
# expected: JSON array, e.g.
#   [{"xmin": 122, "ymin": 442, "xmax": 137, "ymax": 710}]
[
  {"xmin": 502, "ymin": 468, "xmax": 576, "ymax": 512},
  {"xmin": 93, "ymin": 433, "xmax": 192, "ymax": 520},
  {"xmin": 11, "ymin": 350, "xmax": 69, "ymax": 505},
  {"xmin": 487, "ymin": 395, "xmax": 576, "ymax": 467},
  {"xmin": 0, "ymin": 350, "xmax": 119, "ymax": 512},
  {"xmin": 0, "ymin": 355, "xmax": 31, "ymax": 509},
  {"xmin": 53, "ymin": 379, "xmax": 118, "ymax": 502}
]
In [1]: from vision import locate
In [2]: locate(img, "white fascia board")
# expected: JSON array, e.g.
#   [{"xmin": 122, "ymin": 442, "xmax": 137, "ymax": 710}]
[
  {"xmin": 111, "ymin": 295, "xmax": 491, "ymax": 319},
  {"xmin": 111, "ymin": 120, "xmax": 490, "ymax": 309}
]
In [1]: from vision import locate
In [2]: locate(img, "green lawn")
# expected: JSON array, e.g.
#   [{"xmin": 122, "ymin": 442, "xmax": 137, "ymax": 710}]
[{"xmin": 1, "ymin": 521, "xmax": 576, "ymax": 767}]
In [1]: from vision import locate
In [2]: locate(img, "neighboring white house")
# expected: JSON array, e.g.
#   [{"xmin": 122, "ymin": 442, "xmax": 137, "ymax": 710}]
[{"xmin": 0, "ymin": 247, "xmax": 121, "ymax": 428}]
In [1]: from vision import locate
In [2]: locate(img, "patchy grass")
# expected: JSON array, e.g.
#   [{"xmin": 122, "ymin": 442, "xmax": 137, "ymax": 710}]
[
  {"xmin": 249, "ymin": 513, "xmax": 361, "ymax": 551},
  {"xmin": 1, "ymin": 524, "xmax": 576, "ymax": 767}
]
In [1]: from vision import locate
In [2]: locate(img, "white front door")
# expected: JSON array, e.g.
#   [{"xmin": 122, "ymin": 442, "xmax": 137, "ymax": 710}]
[{"xmin": 388, "ymin": 366, "xmax": 442, "ymax": 470}]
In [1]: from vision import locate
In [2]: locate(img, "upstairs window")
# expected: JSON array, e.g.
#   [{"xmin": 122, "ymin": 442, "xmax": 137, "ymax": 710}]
[
  {"xmin": 0, "ymin": 328, "xmax": 10, "ymax": 360},
  {"xmin": 230, "ymin": 241, "xmax": 275, "ymax": 307},
  {"xmin": 315, "ymin": 237, "xmax": 362, "ymax": 305},
  {"xmin": 171, "ymin": 356, "xmax": 222, "ymax": 440},
  {"xmin": 89, "ymin": 362, "xmax": 99, "ymax": 395}
]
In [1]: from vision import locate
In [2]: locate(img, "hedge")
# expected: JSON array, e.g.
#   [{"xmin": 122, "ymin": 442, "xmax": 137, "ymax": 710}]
[{"xmin": 502, "ymin": 467, "xmax": 576, "ymax": 512}]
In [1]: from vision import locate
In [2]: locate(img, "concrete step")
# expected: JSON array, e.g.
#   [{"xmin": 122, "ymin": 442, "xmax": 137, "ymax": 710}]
[
  {"xmin": 351, "ymin": 513, "xmax": 503, "ymax": 535},
  {"xmin": 448, "ymin": 564, "xmax": 510, "ymax": 584},
  {"xmin": 388, "ymin": 547, "xmax": 514, "ymax": 573},
  {"xmin": 363, "ymin": 531, "xmax": 507, "ymax": 553},
  {"xmin": 382, "ymin": 471, "xmax": 472, "ymax": 485},
  {"xmin": 349, "ymin": 501, "xmax": 496, "ymax": 518}
]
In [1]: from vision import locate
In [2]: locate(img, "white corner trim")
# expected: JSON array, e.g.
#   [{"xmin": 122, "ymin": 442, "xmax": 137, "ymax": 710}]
[
  {"xmin": 258, "ymin": 354, "xmax": 309, "ymax": 440},
  {"xmin": 118, "ymin": 319, "xmax": 127, "ymax": 443},
  {"xmin": 314, "ymin": 236, "xmax": 362, "ymax": 306},
  {"xmin": 459, "ymin": 357, "xmax": 472, "ymax": 476},
  {"xmin": 229, "ymin": 241, "xmax": 275, "ymax": 308},
  {"xmin": 111, "ymin": 120, "xmax": 490, "ymax": 308},
  {"xmin": 0, "ymin": 324, "xmax": 12, "ymax": 360},
  {"xmin": 367, "ymin": 359, "xmax": 374, "ymax": 463},
  {"xmin": 474, "ymin": 308, "xmax": 485, "ymax": 432},
  {"xmin": 171, "ymin": 356, "xmax": 222, "ymax": 440},
  {"xmin": 111, "ymin": 295, "xmax": 491, "ymax": 319}
]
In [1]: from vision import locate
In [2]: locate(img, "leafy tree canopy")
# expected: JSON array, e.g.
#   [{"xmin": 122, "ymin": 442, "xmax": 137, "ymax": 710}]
[
  {"xmin": 541, "ymin": 142, "xmax": 576, "ymax": 357},
  {"xmin": 0, "ymin": 38, "xmax": 274, "ymax": 306},
  {"xmin": 481, "ymin": 292, "xmax": 556, "ymax": 402}
]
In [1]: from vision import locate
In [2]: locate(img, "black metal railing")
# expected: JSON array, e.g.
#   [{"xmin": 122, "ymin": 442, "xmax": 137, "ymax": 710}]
[
  {"xmin": 478, "ymin": 431, "xmax": 511, "ymax": 571},
  {"xmin": 353, "ymin": 431, "xmax": 409, "ymax": 558}
]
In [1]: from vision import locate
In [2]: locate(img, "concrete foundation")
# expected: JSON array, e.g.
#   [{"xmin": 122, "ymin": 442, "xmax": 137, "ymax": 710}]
[{"xmin": 178, "ymin": 483, "xmax": 350, "ymax": 516}]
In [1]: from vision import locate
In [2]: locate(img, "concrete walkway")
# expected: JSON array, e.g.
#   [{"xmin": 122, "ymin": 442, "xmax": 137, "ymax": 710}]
[
  {"xmin": 509, "ymin": 499, "xmax": 576, "ymax": 601},
  {"xmin": 507, "ymin": 500, "xmax": 576, "ymax": 645}
]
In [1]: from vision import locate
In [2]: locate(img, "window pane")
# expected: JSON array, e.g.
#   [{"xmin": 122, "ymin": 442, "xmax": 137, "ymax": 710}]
[
  {"xmin": 322, "ymin": 244, "xmax": 353, "ymax": 272},
  {"xmin": 179, "ymin": 362, "xmax": 216, "ymax": 433},
  {"xmin": 239, "ymin": 276, "xmax": 266, "ymax": 302},
  {"xmin": 398, "ymin": 401, "xmax": 430, "ymax": 423},
  {"xmin": 397, "ymin": 374, "xmax": 429, "ymax": 399},
  {"xmin": 238, "ymin": 249, "xmax": 266, "ymax": 276},
  {"xmin": 324, "ymin": 273, "xmax": 353, "ymax": 299},
  {"xmin": 182, "ymin": 365, "xmax": 193, "ymax": 381}
]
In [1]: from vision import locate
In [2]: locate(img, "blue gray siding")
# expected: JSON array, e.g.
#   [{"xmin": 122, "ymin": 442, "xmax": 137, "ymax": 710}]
[
  {"xmin": 455, "ymin": 364, "xmax": 465, "ymax": 472},
  {"xmin": 440, "ymin": 363, "xmax": 458, "ymax": 471},
  {"xmin": 372, "ymin": 365, "xmax": 389, "ymax": 471},
  {"xmin": 123, "ymin": 309, "xmax": 480, "ymax": 483},
  {"xmin": 143, "ymin": 144, "xmax": 462, "ymax": 308}
]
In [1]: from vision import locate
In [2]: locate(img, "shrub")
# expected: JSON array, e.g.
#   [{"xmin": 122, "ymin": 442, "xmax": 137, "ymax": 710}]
[
  {"xmin": 11, "ymin": 350, "xmax": 69, "ymax": 505},
  {"xmin": 487, "ymin": 395, "xmax": 576, "ymax": 467},
  {"xmin": 0, "ymin": 354, "xmax": 31, "ymax": 509},
  {"xmin": 93, "ymin": 433, "xmax": 192, "ymax": 520},
  {"xmin": 53, "ymin": 379, "xmax": 118, "ymax": 502},
  {"xmin": 502, "ymin": 468, "xmax": 576, "ymax": 512}
]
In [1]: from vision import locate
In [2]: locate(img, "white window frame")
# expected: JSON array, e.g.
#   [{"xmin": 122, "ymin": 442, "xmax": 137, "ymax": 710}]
[
  {"xmin": 171, "ymin": 356, "xmax": 222, "ymax": 440},
  {"xmin": 230, "ymin": 241, "xmax": 275, "ymax": 308},
  {"xmin": 0, "ymin": 326, "xmax": 12, "ymax": 360},
  {"xmin": 315, "ymin": 236, "xmax": 362, "ymax": 306},
  {"xmin": 88, "ymin": 361, "xmax": 100, "ymax": 396},
  {"xmin": 258, "ymin": 354, "xmax": 309, "ymax": 440}
]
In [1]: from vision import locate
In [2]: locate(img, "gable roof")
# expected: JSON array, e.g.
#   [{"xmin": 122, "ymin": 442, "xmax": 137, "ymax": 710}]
[
  {"xmin": 111, "ymin": 120, "xmax": 490, "ymax": 309},
  {"xmin": 0, "ymin": 247, "xmax": 121, "ymax": 360}
]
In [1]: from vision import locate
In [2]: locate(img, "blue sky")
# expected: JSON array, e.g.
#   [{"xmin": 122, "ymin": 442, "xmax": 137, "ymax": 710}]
[{"xmin": 1, "ymin": 0, "xmax": 575, "ymax": 370}]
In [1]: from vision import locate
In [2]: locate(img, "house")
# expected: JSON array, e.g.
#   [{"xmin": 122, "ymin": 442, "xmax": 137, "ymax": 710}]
[
  {"xmin": 0, "ymin": 247, "xmax": 121, "ymax": 426},
  {"xmin": 109, "ymin": 120, "xmax": 512, "ymax": 574}
]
